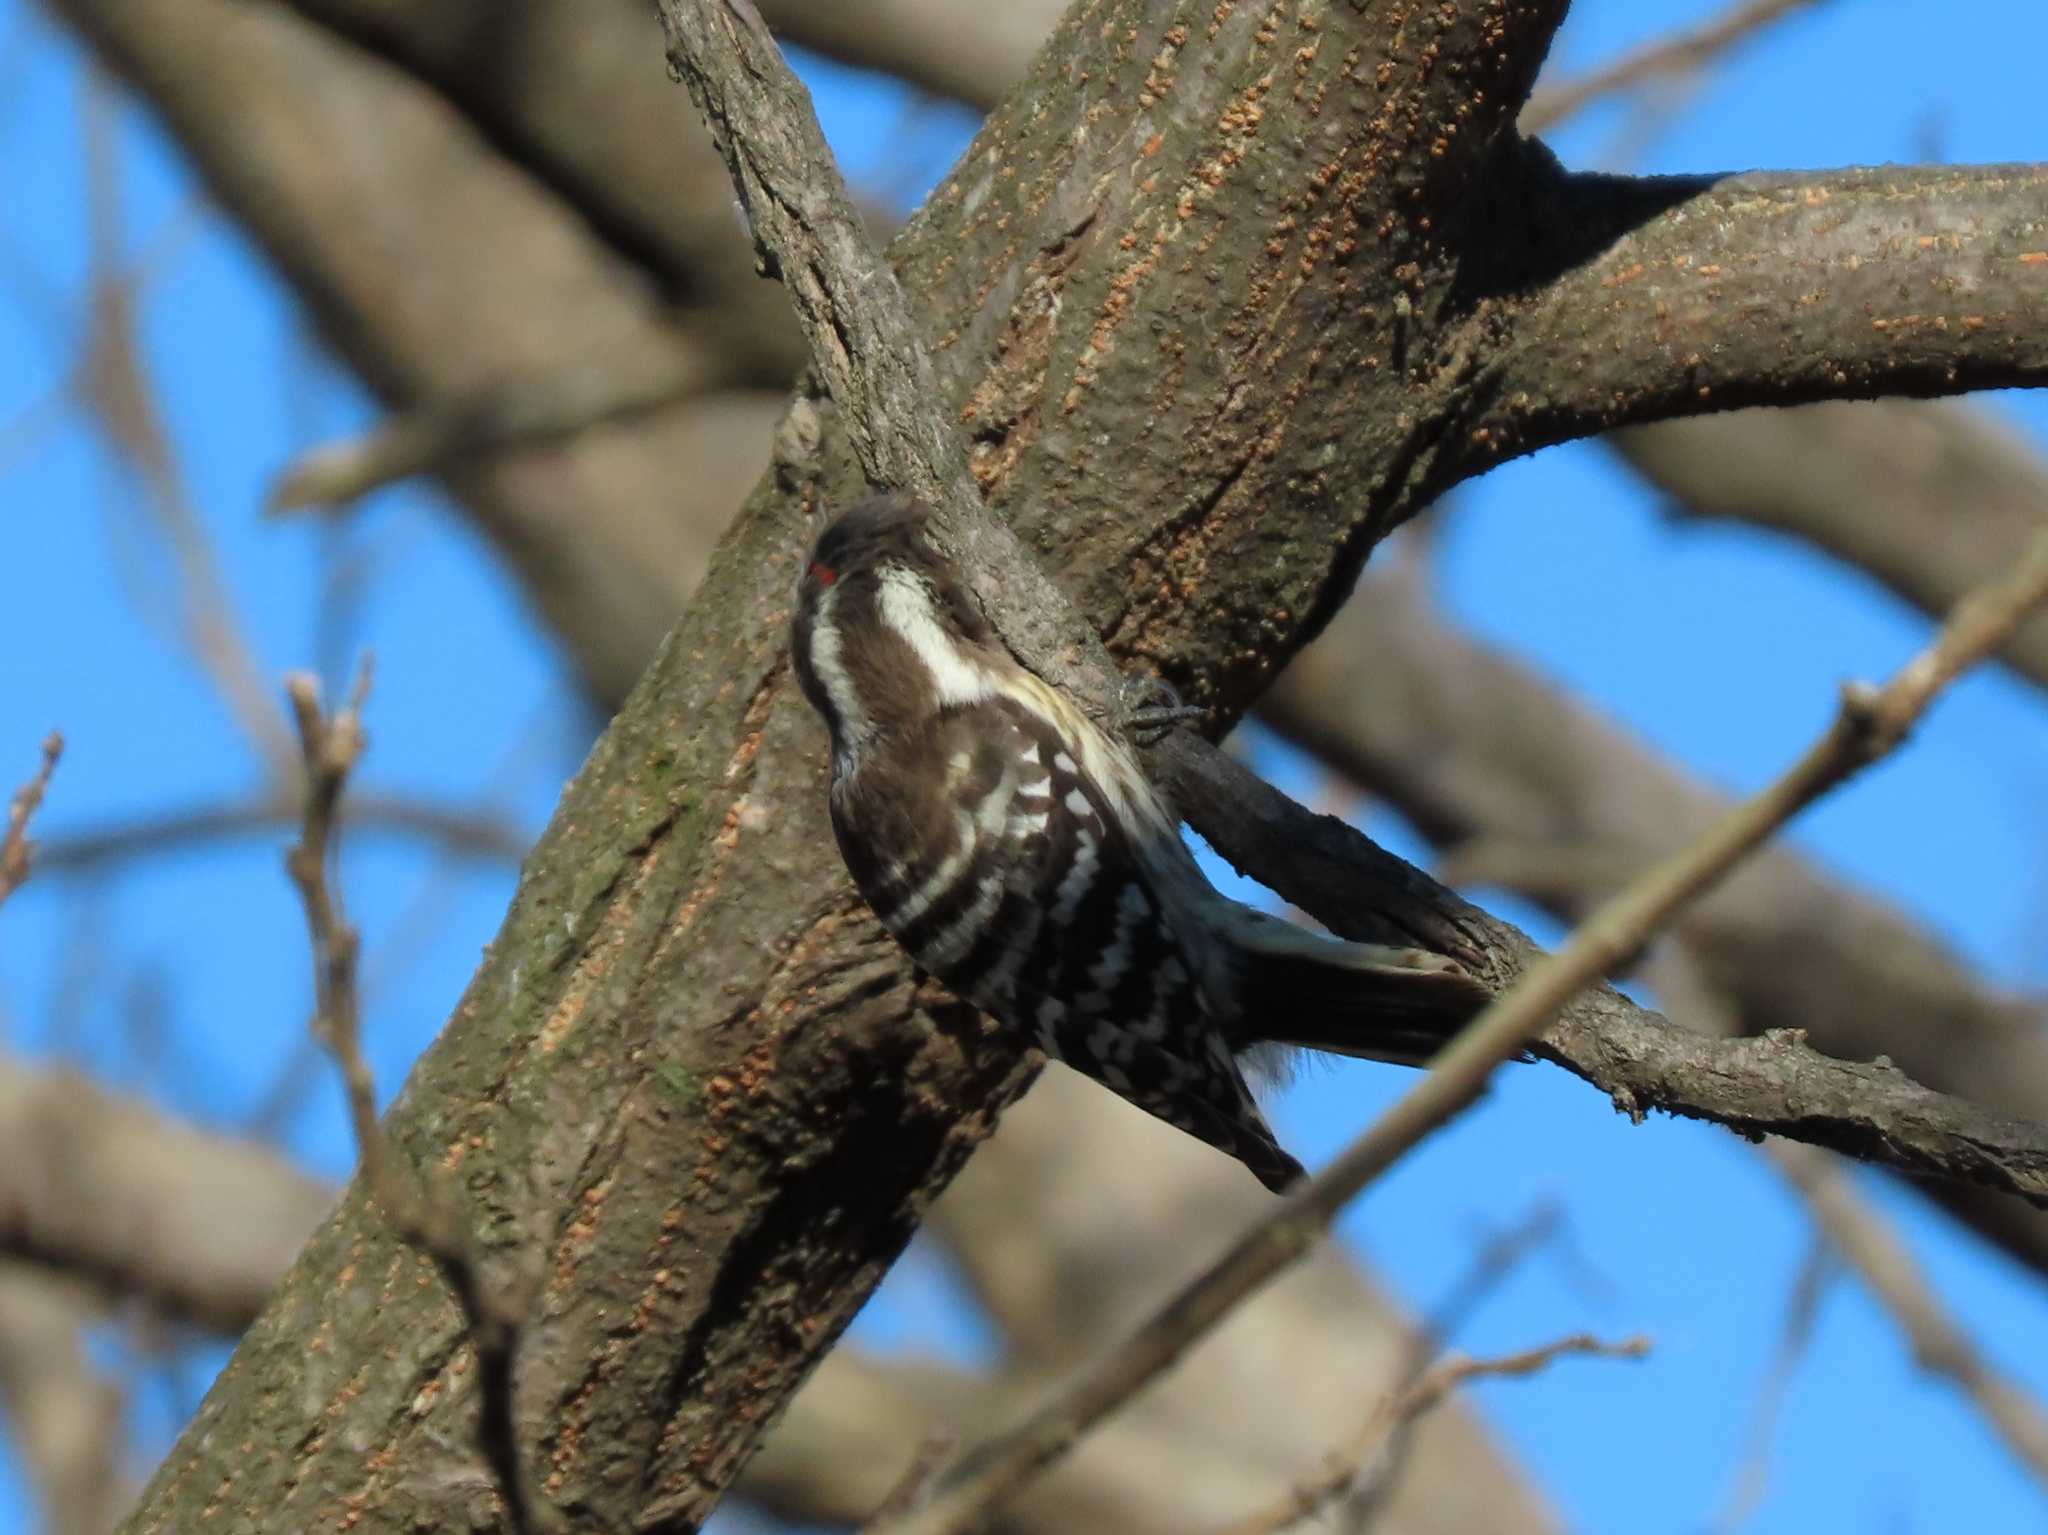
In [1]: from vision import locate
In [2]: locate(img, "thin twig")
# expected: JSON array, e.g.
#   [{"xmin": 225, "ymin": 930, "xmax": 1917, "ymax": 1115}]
[
  {"xmin": 78, "ymin": 70, "xmax": 296, "ymax": 778},
  {"xmin": 1211, "ymin": 1333, "xmax": 1650, "ymax": 1535},
  {"xmin": 1522, "ymin": 0, "xmax": 1828, "ymax": 133},
  {"xmin": 0, "ymin": 732, "xmax": 63, "ymax": 911},
  {"xmin": 267, "ymin": 351, "xmax": 711, "ymax": 513},
  {"xmin": 282, "ymin": 669, "xmax": 546, "ymax": 1535},
  {"xmin": 1766, "ymin": 1141, "xmax": 2048, "ymax": 1486},
  {"xmin": 1416, "ymin": 1203, "xmax": 1565, "ymax": 1352},
  {"xmin": 881, "ymin": 532, "xmax": 2048, "ymax": 1535},
  {"xmin": 38, "ymin": 793, "xmax": 527, "ymax": 875},
  {"xmin": 1712, "ymin": 1235, "xmax": 1834, "ymax": 1535},
  {"xmin": 1332, "ymin": 1203, "xmax": 1567, "ymax": 1525}
]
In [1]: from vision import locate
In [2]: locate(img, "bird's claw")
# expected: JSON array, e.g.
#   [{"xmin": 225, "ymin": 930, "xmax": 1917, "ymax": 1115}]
[{"xmin": 1116, "ymin": 675, "xmax": 1205, "ymax": 742}]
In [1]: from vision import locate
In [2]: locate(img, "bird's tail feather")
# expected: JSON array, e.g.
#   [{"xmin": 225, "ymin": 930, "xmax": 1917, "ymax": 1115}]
[{"xmin": 1228, "ymin": 919, "xmax": 1493, "ymax": 1067}]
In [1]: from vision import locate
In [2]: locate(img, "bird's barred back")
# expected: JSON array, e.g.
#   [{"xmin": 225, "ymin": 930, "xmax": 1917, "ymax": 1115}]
[{"xmin": 828, "ymin": 694, "xmax": 1299, "ymax": 1185}]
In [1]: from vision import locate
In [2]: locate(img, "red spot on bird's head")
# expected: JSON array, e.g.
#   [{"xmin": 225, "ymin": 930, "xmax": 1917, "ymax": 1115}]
[{"xmin": 809, "ymin": 560, "xmax": 837, "ymax": 588}]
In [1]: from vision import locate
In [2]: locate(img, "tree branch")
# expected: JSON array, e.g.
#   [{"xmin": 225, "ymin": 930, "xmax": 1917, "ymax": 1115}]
[
  {"xmin": 1165, "ymin": 734, "xmax": 2048, "ymax": 1206},
  {"xmin": 95, "ymin": 0, "xmax": 2048, "ymax": 1528},
  {"xmin": 656, "ymin": 0, "xmax": 968, "ymax": 504},
  {"xmin": 275, "ymin": 0, "xmax": 805, "ymax": 355},
  {"xmin": 896, "ymin": 526, "xmax": 2048, "ymax": 1535},
  {"xmin": 1256, "ymin": 561, "xmax": 2048, "ymax": 1277},
  {"xmin": 1474, "ymin": 162, "xmax": 2048, "ymax": 459},
  {"xmin": 0, "ymin": 1058, "xmax": 331, "ymax": 1332},
  {"xmin": 753, "ymin": 0, "xmax": 1065, "ymax": 109}
]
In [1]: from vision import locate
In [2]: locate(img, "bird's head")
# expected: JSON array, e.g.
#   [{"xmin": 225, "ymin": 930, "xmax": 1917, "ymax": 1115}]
[{"xmin": 790, "ymin": 494, "xmax": 1001, "ymax": 765}]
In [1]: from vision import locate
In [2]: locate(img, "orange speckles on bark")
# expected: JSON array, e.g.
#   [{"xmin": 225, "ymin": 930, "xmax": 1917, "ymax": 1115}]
[
  {"xmin": 1141, "ymin": 132, "xmax": 1165, "ymax": 158},
  {"xmin": 553, "ymin": 1177, "xmax": 613, "ymax": 1290},
  {"xmin": 705, "ymin": 1073, "xmax": 737, "ymax": 1104},
  {"xmin": 408, "ymin": 1375, "xmax": 444, "ymax": 1418},
  {"xmin": 1602, "ymin": 262, "xmax": 1646, "ymax": 288},
  {"xmin": 535, "ymin": 961, "xmax": 595, "ymax": 1057},
  {"xmin": 2018, "ymin": 250, "xmax": 2048, "ymax": 265}
]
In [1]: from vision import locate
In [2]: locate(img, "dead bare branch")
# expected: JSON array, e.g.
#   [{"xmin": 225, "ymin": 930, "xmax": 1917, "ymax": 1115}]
[
  {"xmin": 282, "ymin": 669, "xmax": 544, "ymax": 1535},
  {"xmin": 1210, "ymin": 1334, "xmax": 1650, "ymax": 1535}
]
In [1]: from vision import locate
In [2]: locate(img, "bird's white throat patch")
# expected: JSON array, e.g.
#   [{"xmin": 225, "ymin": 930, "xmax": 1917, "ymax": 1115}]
[{"xmin": 877, "ymin": 564, "xmax": 994, "ymax": 707}]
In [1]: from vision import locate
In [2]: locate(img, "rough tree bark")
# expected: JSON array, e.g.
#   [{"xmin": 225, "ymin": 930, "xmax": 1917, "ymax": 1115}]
[{"xmin": 73, "ymin": 2, "xmax": 2047, "ymax": 1532}]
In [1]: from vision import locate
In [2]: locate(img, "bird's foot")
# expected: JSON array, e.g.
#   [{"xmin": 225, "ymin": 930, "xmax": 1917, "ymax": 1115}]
[{"xmin": 1116, "ymin": 674, "xmax": 1205, "ymax": 743}]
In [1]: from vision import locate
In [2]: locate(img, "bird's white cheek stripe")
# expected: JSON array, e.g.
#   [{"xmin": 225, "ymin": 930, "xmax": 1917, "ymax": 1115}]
[
  {"xmin": 807, "ymin": 584, "xmax": 873, "ymax": 760},
  {"xmin": 878, "ymin": 566, "xmax": 995, "ymax": 707}
]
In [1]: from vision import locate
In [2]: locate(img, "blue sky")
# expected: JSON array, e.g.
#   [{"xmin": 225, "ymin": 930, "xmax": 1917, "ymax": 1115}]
[{"xmin": 1, "ymin": 1, "xmax": 2045, "ymax": 1531}]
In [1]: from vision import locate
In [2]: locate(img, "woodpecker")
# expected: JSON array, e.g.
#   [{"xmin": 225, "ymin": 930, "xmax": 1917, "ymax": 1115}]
[{"xmin": 789, "ymin": 493, "xmax": 1489, "ymax": 1191}]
